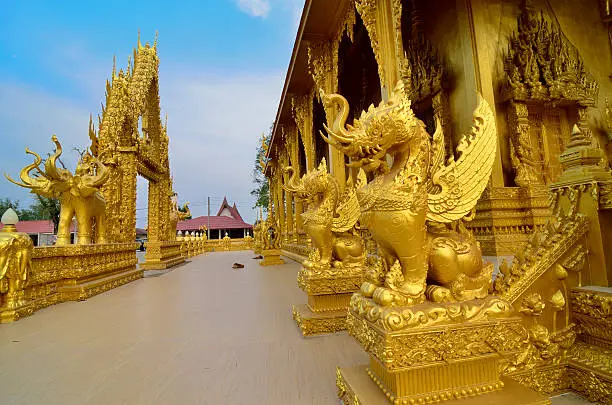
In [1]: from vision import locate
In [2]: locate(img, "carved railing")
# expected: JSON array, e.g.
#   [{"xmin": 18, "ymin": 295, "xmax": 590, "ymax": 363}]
[
  {"xmin": 177, "ymin": 237, "xmax": 254, "ymax": 257},
  {"xmin": 1, "ymin": 243, "xmax": 140, "ymax": 323},
  {"xmin": 494, "ymin": 213, "xmax": 589, "ymax": 304}
]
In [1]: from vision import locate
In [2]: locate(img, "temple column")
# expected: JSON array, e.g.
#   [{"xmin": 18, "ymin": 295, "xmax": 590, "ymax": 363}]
[
  {"xmin": 285, "ymin": 186, "xmax": 294, "ymax": 238},
  {"xmin": 355, "ymin": 0, "xmax": 399, "ymax": 101},
  {"xmin": 276, "ymin": 171, "xmax": 285, "ymax": 243},
  {"xmin": 292, "ymin": 94, "xmax": 314, "ymax": 244}
]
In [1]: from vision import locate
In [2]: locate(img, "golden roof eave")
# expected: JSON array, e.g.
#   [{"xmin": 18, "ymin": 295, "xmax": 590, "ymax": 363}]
[{"xmin": 265, "ymin": 0, "xmax": 350, "ymax": 176}]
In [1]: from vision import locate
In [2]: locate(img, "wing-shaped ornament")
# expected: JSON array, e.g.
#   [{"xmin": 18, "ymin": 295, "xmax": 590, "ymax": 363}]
[
  {"xmin": 332, "ymin": 178, "xmax": 360, "ymax": 233},
  {"xmin": 427, "ymin": 95, "xmax": 496, "ymax": 223}
]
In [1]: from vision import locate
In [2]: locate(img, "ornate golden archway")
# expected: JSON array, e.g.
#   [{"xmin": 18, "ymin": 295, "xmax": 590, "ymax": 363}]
[{"xmin": 90, "ymin": 35, "xmax": 183, "ymax": 269}]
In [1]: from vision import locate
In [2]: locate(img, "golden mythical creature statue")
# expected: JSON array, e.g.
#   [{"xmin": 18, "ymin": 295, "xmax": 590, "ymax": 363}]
[
  {"xmin": 262, "ymin": 212, "xmax": 281, "ymax": 250},
  {"xmin": 169, "ymin": 192, "xmax": 190, "ymax": 240},
  {"xmin": 6, "ymin": 136, "xmax": 109, "ymax": 245},
  {"xmin": 284, "ymin": 158, "xmax": 363, "ymax": 270},
  {"xmin": 321, "ymin": 82, "xmax": 496, "ymax": 305},
  {"xmin": 0, "ymin": 209, "xmax": 33, "ymax": 310}
]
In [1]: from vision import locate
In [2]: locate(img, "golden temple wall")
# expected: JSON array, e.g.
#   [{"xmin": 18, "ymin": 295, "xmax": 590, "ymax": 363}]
[
  {"xmin": 269, "ymin": 0, "xmax": 612, "ymax": 259},
  {"xmin": 1, "ymin": 243, "xmax": 141, "ymax": 323}
]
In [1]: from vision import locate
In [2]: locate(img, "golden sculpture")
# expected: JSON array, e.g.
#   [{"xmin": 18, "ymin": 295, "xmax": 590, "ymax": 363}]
[
  {"xmin": 284, "ymin": 158, "xmax": 363, "ymax": 270},
  {"xmin": 259, "ymin": 205, "xmax": 284, "ymax": 266},
  {"xmin": 321, "ymin": 82, "xmax": 495, "ymax": 305},
  {"xmin": 322, "ymin": 83, "xmax": 562, "ymax": 404},
  {"xmin": 252, "ymin": 209, "xmax": 263, "ymax": 254},
  {"xmin": 0, "ymin": 209, "xmax": 33, "ymax": 312},
  {"xmin": 284, "ymin": 158, "xmax": 365, "ymax": 335},
  {"xmin": 6, "ymin": 136, "xmax": 109, "ymax": 245}
]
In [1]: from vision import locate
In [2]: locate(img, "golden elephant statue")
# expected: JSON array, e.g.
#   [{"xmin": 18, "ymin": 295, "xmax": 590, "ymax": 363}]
[{"xmin": 6, "ymin": 136, "xmax": 109, "ymax": 245}]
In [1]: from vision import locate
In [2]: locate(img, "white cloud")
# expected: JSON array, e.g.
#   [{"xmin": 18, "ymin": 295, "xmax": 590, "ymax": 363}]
[
  {"xmin": 0, "ymin": 66, "xmax": 284, "ymax": 226},
  {"xmin": 160, "ymin": 68, "xmax": 283, "ymax": 224},
  {"xmin": 0, "ymin": 83, "xmax": 94, "ymax": 209},
  {"xmin": 236, "ymin": 0, "xmax": 271, "ymax": 18}
]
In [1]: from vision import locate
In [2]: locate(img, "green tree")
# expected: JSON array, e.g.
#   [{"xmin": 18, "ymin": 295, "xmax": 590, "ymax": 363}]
[
  {"xmin": 30, "ymin": 195, "xmax": 61, "ymax": 232},
  {"xmin": 0, "ymin": 198, "xmax": 36, "ymax": 221},
  {"xmin": 251, "ymin": 129, "xmax": 271, "ymax": 213},
  {"xmin": 0, "ymin": 196, "xmax": 61, "ymax": 229}
]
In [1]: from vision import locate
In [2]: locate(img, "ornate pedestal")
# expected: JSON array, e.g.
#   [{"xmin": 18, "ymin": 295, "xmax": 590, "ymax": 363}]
[
  {"xmin": 141, "ymin": 240, "xmax": 184, "ymax": 270},
  {"xmin": 260, "ymin": 249, "xmax": 285, "ymax": 266},
  {"xmin": 338, "ymin": 294, "xmax": 549, "ymax": 405},
  {"xmin": 292, "ymin": 266, "xmax": 363, "ymax": 336},
  {"xmin": 468, "ymin": 186, "xmax": 552, "ymax": 256}
]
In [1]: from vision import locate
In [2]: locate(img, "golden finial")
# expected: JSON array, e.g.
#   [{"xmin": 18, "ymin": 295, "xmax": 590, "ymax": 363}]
[
  {"xmin": 153, "ymin": 31, "xmax": 159, "ymax": 49},
  {"xmin": 137, "ymin": 29, "xmax": 141, "ymax": 49}
]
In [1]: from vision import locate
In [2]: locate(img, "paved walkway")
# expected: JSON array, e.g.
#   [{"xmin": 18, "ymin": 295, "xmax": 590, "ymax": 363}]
[
  {"xmin": 0, "ymin": 251, "xmax": 367, "ymax": 405},
  {"xmin": 0, "ymin": 251, "xmax": 592, "ymax": 405}
]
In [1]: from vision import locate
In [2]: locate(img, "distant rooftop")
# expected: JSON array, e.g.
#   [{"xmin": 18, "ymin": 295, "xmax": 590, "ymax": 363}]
[{"xmin": 178, "ymin": 197, "xmax": 252, "ymax": 231}]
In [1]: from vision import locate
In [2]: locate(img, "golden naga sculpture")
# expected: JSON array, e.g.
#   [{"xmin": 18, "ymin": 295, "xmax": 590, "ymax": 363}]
[
  {"xmin": 284, "ymin": 158, "xmax": 363, "ymax": 271},
  {"xmin": 6, "ymin": 136, "xmax": 109, "ymax": 245},
  {"xmin": 261, "ymin": 212, "xmax": 281, "ymax": 250},
  {"xmin": 259, "ymin": 205, "xmax": 285, "ymax": 266},
  {"xmin": 321, "ymin": 82, "xmax": 496, "ymax": 305}
]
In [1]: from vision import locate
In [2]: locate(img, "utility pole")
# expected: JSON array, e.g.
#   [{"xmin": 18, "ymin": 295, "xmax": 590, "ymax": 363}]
[{"xmin": 207, "ymin": 196, "xmax": 211, "ymax": 240}]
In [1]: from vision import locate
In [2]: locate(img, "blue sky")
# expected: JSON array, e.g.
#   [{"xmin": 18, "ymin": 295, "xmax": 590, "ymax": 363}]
[{"xmin": 0, "ymin": 0, "xmax": 301, "ymax": 226}]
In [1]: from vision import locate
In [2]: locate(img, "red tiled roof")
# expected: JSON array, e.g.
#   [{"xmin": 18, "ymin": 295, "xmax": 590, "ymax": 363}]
[
  {"xmin": 0, "ymin": 220, "xmax": 77, "ymax": 234},
  {"xmin": 177, "ymin": 215, "xmax": 252, "ymax": 231},
  {"xmin": 230, "ymin": 203, "xmax": 244, "ymax": 221},
  {"xmin": 0, "ymin": 220, "xmax": 54, "ymax": 234}
]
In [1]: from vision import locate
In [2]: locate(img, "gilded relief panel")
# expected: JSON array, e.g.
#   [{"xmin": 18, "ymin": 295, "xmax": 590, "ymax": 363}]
[{"xmin": 405, "ymin": 0, "xmax": 476, "ymax": 145}]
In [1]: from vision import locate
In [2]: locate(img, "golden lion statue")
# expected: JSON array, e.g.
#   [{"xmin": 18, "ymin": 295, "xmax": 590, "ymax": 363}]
[
  {"xmin": 284, "ymin": 158, "xmax": 363, "ymax": 271},
  {"xmin": 321, "ymin": 82, "xmax": 496, "ymax": 305}
]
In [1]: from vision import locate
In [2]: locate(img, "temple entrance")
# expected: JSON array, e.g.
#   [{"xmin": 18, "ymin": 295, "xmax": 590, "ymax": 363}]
[{"xmin": 90, "ymin": 38, "xmax": 183, "ymax": 269}]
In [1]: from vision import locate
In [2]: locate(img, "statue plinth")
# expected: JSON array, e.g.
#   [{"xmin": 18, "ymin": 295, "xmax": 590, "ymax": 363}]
[
  {"xmin": 141, "ymin": 240, "xmax": 184, "ymax": 270},
  {"xmin": 337, "ymin": 294, "xmax": 549, "ymax": 405},
  {"xmin": 260, "ymin": 249, "xmax": 285, "ymax": 266},
  {"xmin": 292, "ymin": 265, "xmax": 363, "ymax": 336}
]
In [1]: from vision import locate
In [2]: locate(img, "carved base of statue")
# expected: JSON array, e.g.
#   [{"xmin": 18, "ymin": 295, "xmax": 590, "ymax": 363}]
[
  {"xmin": 141, "ymin": 240, "xmax": 185, "ymax": 270},
  {"xmin": 260, "ymin": 249, "xmax": 285, "ymax": 266},
  {"xmin": 291, "ymin": 263, "xmax": 363, "ymax": 336},
  {"xmin": 336, "ymin": 294, "xmax": 549, "ymax": 405}
]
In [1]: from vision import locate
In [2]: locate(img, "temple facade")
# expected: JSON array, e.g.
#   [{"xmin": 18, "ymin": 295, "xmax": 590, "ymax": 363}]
[
  {"xmin": 265, "ymin": 0, "xmax": 612, "ymax": 258},
  {"xmin": 263, "ymin": 1, "xmax": 612, "ymax": 402}
]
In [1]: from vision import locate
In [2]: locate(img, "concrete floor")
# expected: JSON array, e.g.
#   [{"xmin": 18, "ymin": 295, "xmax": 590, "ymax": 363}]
[
  {"xmin": 0, "ymin": 251, "xmax": 367, "ymax": 405},
  {"xmin": 0, "ymin": 251, "xmax": 593, "ymax": 404}
]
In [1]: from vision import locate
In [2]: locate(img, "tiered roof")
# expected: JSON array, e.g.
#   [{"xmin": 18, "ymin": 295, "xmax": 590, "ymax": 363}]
[{"xmin": 177, "ymin": 197, "xmax": 252, "ymax": 231}]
